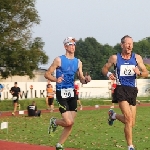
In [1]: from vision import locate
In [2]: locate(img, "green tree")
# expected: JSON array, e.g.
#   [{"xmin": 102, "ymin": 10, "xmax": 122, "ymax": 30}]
[{"xmin": 0, "ymin": 0, "xmax": 48, "ymax": 78}]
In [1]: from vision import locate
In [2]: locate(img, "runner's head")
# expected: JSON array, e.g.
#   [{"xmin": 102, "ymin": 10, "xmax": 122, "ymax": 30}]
[
  {"xmin": 121, "ymin": 35, "xmax": 133, "ymax": 55},
  {"xmin": 63, "ymin": 37, "xmax": 76, "ymax": 54}
]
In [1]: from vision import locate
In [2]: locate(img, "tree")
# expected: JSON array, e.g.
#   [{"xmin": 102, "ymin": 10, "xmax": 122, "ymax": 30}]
[
  {"xmin": 0, "ymin": 0, "xmax": 48, "ymax": 78},
  {"xmin": 75, "ymin": 37, "xmax": 104, "ymax": 79}
]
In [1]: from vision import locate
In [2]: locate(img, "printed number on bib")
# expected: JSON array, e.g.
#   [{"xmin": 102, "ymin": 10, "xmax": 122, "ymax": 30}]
[
  {"xmin": 61, "ymin": 88, "xmax": 74, "ymax": 98},
  {"xmin": 120, "ymin": 65, "xmax": 135, "ymax": 76}
]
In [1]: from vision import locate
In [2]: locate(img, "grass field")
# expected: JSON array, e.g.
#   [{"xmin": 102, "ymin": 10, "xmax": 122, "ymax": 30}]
[
  {"xmin": 0, "ymin": 105, "xmax": 150, "ymax": 150},
  {"xmin": 0, "ymin": 96, "xmax": 150, "ymax": 111}
]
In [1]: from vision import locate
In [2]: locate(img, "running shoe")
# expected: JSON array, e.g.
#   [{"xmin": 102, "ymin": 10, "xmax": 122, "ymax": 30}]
[
  {"xmin": 56, "ymin": 144, "xmax": 64, "ymax": 150},
  {"xmin": 48, "ymin": 117, "xmax": 57, "ymax": 135},
  {"xmin": 108, "ymin": 109, "xmax": 115, "ymax": 126},
  {"xmin": 12, "ymin": 112, "xmax": 15, "ymax": 116},
  {"xmin": 129, "ymin": 148, "xmax": 135, "ymax": 150}
]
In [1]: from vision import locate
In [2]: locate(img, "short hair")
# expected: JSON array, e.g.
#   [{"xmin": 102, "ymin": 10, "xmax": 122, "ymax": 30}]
[{"xmin": 121, "ymin": 35, "xmax": 132, "ymax": 43}]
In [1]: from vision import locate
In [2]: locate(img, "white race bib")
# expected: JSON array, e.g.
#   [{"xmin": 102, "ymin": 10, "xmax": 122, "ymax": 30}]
[
  {"xmin": 12, "ymin": 97, "xmax": 17, "ymax": 100},
  {"xmin": 61, "ymin": 88, "xmax": 74, "ymax": 98},
  {"xmin": 120, "ymin": 65, "xmax": 135, "ymax": 76}
]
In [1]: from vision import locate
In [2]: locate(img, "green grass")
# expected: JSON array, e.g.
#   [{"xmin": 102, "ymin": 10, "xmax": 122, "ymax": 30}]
[
  {"xmin": 0, "ymin": 97, "xmax": 150, "ymax": 111},
  {"xmin": 0, "ymin": 107, "xmax": 150, "ymax": 149}
]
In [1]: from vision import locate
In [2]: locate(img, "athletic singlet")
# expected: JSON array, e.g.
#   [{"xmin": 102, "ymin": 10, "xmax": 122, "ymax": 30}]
[
  {"xmin": 56, "ymin": 55, "xmax": 78, "ymax": 90},
  {"xmin": 47, "ymin": 88, "xmax": 54, "ymax": 98},
  {"xmin": 115, "ymin": 53, "xmax": 137, "ymax": 87}
]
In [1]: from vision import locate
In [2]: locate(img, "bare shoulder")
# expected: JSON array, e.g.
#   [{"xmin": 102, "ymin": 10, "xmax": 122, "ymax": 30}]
[
  {"xmin": 52, "ymin": 57, "xmax": 61, "ymax": 67},
  {"xmin": 108, "ymin": 54, "xmax": 117, "ymax": 64},
  {"xmin": 78, "ymin": 59, "xmax": 82, "ymax": 67},
  {"xmin": 135, "ymin": 54, "xmax": 143, "ymax": 63}
]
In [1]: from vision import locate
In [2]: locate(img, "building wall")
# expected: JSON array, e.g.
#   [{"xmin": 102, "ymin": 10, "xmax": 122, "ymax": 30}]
[
  {"xmin": 0, "ymin": 70, "xmax": 47, "ymax": 82},
  {"xmin": 1, "ymin": 79, "xmax": 150, "ymax": 100}
]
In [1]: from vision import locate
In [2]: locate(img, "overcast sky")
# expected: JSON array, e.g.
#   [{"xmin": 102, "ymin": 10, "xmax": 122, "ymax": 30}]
[{"xmin": 32, "ymin": 0, "xmax": 150, "ymax": 68}]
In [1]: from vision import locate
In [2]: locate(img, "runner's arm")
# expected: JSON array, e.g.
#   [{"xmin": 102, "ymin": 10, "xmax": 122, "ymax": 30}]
[
  {"xmin": 136, "ymin": 55, "xmax": 148, "ymax": 77},
  {"xmin": 44, "ymin": 57, "xmax": 60, "ymax": 82},
  {"xmin": 77, "ymin": 60, "xmax": 88, "ymax": 84}
]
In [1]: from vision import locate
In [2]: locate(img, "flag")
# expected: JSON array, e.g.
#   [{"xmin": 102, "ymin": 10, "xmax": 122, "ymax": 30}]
[
  {"xmin": 19, "ymin": 111, "xmax": 24, "ymax": 114},
  {"xmin": 1, "ymin": 122, "xmax": 8, "ymax": 129}
]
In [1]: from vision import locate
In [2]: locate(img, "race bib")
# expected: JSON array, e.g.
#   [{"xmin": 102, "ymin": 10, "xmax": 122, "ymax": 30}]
[
  {"xmin": 61, "ymin": 88, "xmax": 74, "ymax": 98},
  {"xmin": 120, "ymin": 65, "xmax": 135, "ymax": 76},
  {"xmin": 12, "ymin": 97, "xmax": 17, "ymax": 100}
]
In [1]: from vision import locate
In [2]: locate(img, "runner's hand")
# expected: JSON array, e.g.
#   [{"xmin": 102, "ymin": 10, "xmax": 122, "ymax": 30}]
[
  {"xmin": 85, "ymin": 72, "xmax": 91, "ymax": 83},
  {"xmin": 108, "ymin": 73, "xmax": 116, "ymax": 80},
  {"xmin": 56, "ymin": 75, "xmax": 64, "ymax": 83},
  {"xmin": 133, "ymin": 67, "xmax": 141, "ymax": 75}
]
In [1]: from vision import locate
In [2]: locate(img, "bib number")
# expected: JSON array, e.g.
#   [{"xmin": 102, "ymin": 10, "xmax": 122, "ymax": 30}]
[
  {"xmin": 120, "ymin": 65, "xmax": 135, "ymax": 76},
  {"xmin": 61, "ymin": 88, "xmax": 74, "ymax": 98}
]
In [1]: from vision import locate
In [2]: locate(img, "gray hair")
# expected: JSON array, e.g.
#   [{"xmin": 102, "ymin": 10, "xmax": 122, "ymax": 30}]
[{"xmin": 121, "ymin": 35, "xmax": 132, "ymax": 43}]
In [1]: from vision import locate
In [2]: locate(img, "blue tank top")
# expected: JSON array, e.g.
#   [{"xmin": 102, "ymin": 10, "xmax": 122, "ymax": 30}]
[
  {"xmin": 115, "ymin": 53, "xmax": 137, "ymax": 87},
  {"xmin": 56, "ymin": 55, "xmax": 78, "ymax": 90}
]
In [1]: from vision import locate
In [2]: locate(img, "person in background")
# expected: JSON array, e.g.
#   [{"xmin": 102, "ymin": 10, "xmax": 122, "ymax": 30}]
[
  {"xmin": 109, "ymin": 80, "xmax": 117, "ymax": 108},
  {"xmin": 27, "ymin": 101, "xmax": 41, "ymax": 117},
  {"xmin": 0, "ymin": 83, "xmax": 4, "ymax": 102},
  {"xmin": 46, "ymin": 80, "xmax": 51, "ymax": 109},
  {"xmin": 74, "ymin": 81, "xmax": 82, "ymax": 110},
  {"xmin": 136, "ymin": 87, "xmax": 140, "ymax": 105},
  {"xmin": 0, "ymin": 83, "xmax": 4, "ymax": 115},
  {"xmin": 10, "ymin": 82, "xmax": 21, "ymax": 116},
  {"xmin": 46, "ymin": 84, "xmax": 55, "ymax": 112}
]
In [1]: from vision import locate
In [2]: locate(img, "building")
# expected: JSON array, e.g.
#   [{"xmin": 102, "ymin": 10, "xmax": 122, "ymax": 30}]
[{"xmin": 0, "ymin": 68, "xmax": 47, "ymax": 82}]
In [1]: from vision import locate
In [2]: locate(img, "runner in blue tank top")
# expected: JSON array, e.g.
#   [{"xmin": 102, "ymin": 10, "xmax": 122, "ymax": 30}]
[
  {"xmin": 102, "ymin": 35, "xmax": 148, "ymax": 150},
  {"xmin": 44, "ymin": 37, "xmax": 91, "ymax": 150}
]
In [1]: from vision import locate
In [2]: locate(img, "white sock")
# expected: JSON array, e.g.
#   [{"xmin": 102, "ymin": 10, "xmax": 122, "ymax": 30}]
[
  {"xmin": 128, "ymin": 145, "xmax": 134, "ymax": 150},
  {"xmin": 112, "ymin": 113, "xmax": 116, "ymax": 119}
]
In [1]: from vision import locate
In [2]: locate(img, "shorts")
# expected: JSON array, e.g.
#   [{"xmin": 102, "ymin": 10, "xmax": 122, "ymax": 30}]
[
  {"xmin": 75, "ymin": 94, "xmax": 79, "ymax": 100},
  {"xmin": 12, "ymin": 96, "xmax": 19, "ymax": 103},
  {"xmin": 48, "ymin": 97, "xmax": 54, "ymax": 105},
  {"xmin": 111, "ymin": 93, "xmax": 117, "ymax": 103},
  {"xmin": 56, "ymin": 90, "xmax": 77, "ymax": 114},
  {"xmin": 114, "ymin": 85, "xmax": 138, "ymax": 106}
]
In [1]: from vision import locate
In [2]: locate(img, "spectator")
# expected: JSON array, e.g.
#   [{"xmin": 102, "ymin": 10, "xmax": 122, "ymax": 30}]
[
  {"xmin": 109, "ymin": 80, "xmax": 117, "ymax": 108},
  {"xmin": 46, "ymin": 84, "xmax": 55, "ymax": 112},
  {"xmin": 27, "ymin": 101, "xmax": 41, "ymax": 117},
  {"xmin": 46, "ymin": 80, "xmax": 51, "ymax": 109},
  {"xmin": 74, "ymin": 81, "xmax": 82, "ymax": 110},
  {"xmin": 0, "ymin": 83, "xmax": 4, "ymax": 101}
]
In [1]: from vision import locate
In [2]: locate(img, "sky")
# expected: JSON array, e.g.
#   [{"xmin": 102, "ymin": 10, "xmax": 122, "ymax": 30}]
[{"xmin": 32, "ymin": 0, "xmax": 150, "ymax": 69}]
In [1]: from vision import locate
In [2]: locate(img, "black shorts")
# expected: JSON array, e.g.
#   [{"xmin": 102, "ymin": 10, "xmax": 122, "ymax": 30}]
[
  {"xmin": 56, "ymin": 90, "xmax": 77, "ymax": 114},
  {"xmin": 12, "ymin": 96, "xmax": 19, "ymax": 103},
  {"xmin": 111, "ymin": 93, "xmax": 117, "ymax": 103},
  {"xmin": 48, "ymin": 98, "xmax": 54, "ymax": 105},
  {"xmin": 75, "ymin": 94, "xmax": 79, "ymax": 100},
  {"xmin": 114, "ymin": 85, "xmax": 138, "ymax": 106}
]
